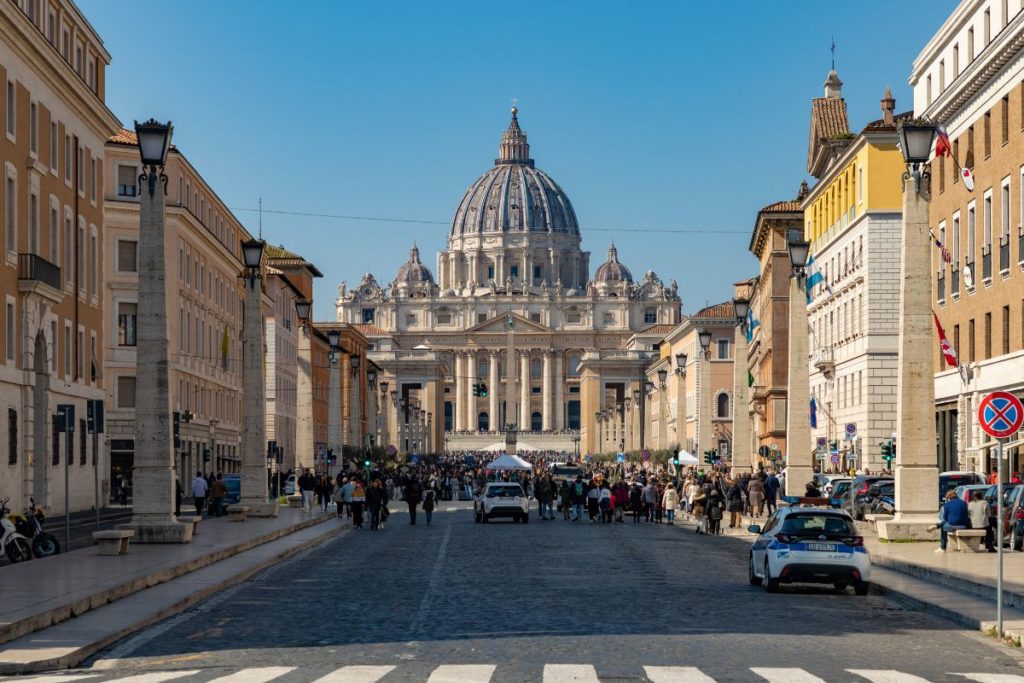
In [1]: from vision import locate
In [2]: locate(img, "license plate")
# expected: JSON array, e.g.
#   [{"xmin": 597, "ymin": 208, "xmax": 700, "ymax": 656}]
[{"xmin": 805, "ymin": 542, "xmax": 838, "ymax": 552}]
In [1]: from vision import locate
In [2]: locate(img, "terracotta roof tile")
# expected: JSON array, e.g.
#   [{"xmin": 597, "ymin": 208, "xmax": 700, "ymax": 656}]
[
  {"xmin": 640, "ymin": 323, "xmax": 676, "ymax": 335},
  {"xmin": 760, "ymin": 200, "xmax": 801, "ymax": 214},
  {"xmin": 354, "ymin": 323, "xmax": 389, "ymax": 337},
  {"xmin": 862, "ymin": 110, "xmax": 914, "ymax": 132},
  {"xmin": 691, "ymin": 302, "xmax": 734, "ymax": 320},
  {"xmin": 265, "ymin": 244, "xmax": 303, "ymax": 260},
  {"xmin": 108, "ymin": 128, "xmax": 179, "ymax": 152},
  {"xmin": 811, "ymin": 98, "xmax": 851, "ymax": 140}
]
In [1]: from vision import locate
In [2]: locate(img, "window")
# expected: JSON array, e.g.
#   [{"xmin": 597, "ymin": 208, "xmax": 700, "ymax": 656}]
[
  {"xmin": 530, "ymin": 312, "xmax": 541, "ymax": 322},
  {"xmin": 406, "ymin": 313, "xmax": 416, "ymax": 326},
  {"xmin": 63, "ymin": 324, "xmax": 70, "ymax": 377},
  {"xmin": 953, "ymin": 212, "xmax": 961, "ymax": 264},
  {"xmin": 117, "ymin": 376, "xmax": 137, "ymax": 409},
  {"xmin": 603, "ymin": 312, "xmax": 614, "ymax": 324},
  {"xmin": 117, "ymin": 302, "xmax": 136, "ymax": 346},
  {"xmin": 986, "ymin": 8, "xmax": 993, "ymax": 44},
  {"xmin": 717, "ymin": 338, "xmax": 730, "ymax": 359},
  {"xmin": 64, "ymin": 134, "xmax": 70, "ymax": 182},
  {"xmin": 985, "ymin": 112, "xmax": 992, "ymax": 158},
  {"xmin": 77, "ymin": 328, "xmax": 84, "ymax": 378},
  {"xmin": 567, "ymin": 354, "xmax": 581, "ymax": 377},
  {"xmin": 953, "ymin": 44, "xmax": 959, "ymax": 77},
  {"xmin": 940, "ymin": 60, "xmax": 946, "ymax": 91},
  {"xmin": 89, "ymin": 157, "xmax": 96, "ymax": 200},
  {"xmin": 967, "ymin": 203, "xmax": 977, "ymax": 270},
  {"xmin": 985, "ymin": 312, "xmax": 992, "ymax": 359},
  {"xmin": 1003, "ymin": 305, "xmax": 1010, "ymax": 355},
  {"xmin": 49, "ymin": 206, "xmax": 58, "ymax": 264},
  {"xmin": 477, "ymin": 313, "xmax": 487, "ymax": 324},
  {"xmin": 29, "ymin": 101, "xmax": 37, "ymax": 154},
  {"xmin": 5, "ymin": 176, "xmax": 15, "ymax": 252},
  {"xmin": 954, "ymin": 324, "xmax": 960, "ymax": 362},
  {"xmin": 6, "ymin": 81, "xmax": 14, "ymax": 137},
  {"xmin": 77, "ymin": 147, "xmax": 83, "ymax": 192},
  {"xmin": 117, "ymin": 239, "xmax": 137, "ymax": 272},
  {"xmin": 969, "ymin": 318, "xmax": 976, "ymax": 362},
  {"xmin": 436, "ymin": 312, "xmax": 451, "ymax": 325},
  {"xmin": 117, "ymin": 165, "xmax": 137, "ymax": 197},
  {"xmin": 533, "ymin": 265, "xmax": 541, "ymax": 283},
  {"xmin": 926, "ymin": 75, "xmax": 932, "ymax": 107},
  {"xmin": 63, "ymin": 216, "xmax": 72, "ymax": 286},
  {"xmin": 1003, "ymin": 97, "xmax": 1010, "ymax": 145},
  {"xmin": 77, "ymin": 222, "xmax": 85, "ymax": 291},
  {"xmin": 716, "ymin": 392, "xmax": 730, "ymax": 419},
  {"xmin": 361, "ymin": 308, "xmax": 375, "ymax": 323},
  {"xmin": 486, "ymin": 264, "xmax": 494, "ymax": 280},
  {"xmin": 968, "ymin": 27, "xmax": 975, "ymax": 62},
  {"xmin": 28, "ymin": 192, "xmax": 38, "ymax": 254},
  {"xmin": 6, "ymin": 302, "xmax": 14, "ymax": 362},
  {"xmin": 566, "ymin": 312, "xmax": 581, "ymax": 324},
  {"xmin": 8, "ymin": 408, "xmax": 16, "ymax": 465},
  {"xmin": 49, "ymin": 121, "xmax": 57, "ymax": 170},
  {"xmin": 510, "ymin": 265, "xmax": 519, "ymax": 279},
  {"xmin": 644, "ymin": 308, "xmax": 657, "ymax": 324}
]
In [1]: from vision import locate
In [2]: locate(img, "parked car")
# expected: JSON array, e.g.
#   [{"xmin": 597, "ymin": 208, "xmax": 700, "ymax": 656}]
[
  {"xmin": 283, "ymin": 474, "xmax": 297, "ymax": 496},
  {"xmin": 952, "ymin": 484, "xmax": 989, "ymax": 505},
  {"xmin": 983, "ymin": 484, "xmax": 1024, "ymax": 548},
  {"xmin": 939, "ymin": 471, "xmax": 986, "ymax": 505},
  {"xmin": 222, "ymin": 474, "xmax": 241, "ymax": 505},
  {"xmin": 854, "ymin": 480, "xmax": 895, "ymax": 519},
  {"xmin": 748, "ymin": 506, "xmax": 870, "ymax": 595},
  {"xmin": 843, "ymin": 476, "xmax": 893, "ymax": 520},
  {"xmin": 828, "ymin": 479, "xmax": 853, "ymax": 509},
  {"xmin": 474, "ymin": 482, "xmax": 530, "ymax": 524}
]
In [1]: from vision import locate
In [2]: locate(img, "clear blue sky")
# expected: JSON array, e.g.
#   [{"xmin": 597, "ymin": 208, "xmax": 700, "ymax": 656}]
[{"xmin": 82, "ymin": 0, "xmax": 956, "ymax": 320}]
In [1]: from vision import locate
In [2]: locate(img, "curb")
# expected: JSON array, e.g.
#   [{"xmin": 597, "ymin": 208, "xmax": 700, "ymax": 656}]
[{"xmin": 0, "ymin": 521, "xmax": 348, "ymax": 674}]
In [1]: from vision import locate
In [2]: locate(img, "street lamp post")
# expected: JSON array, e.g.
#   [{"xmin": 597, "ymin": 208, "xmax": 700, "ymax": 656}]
[
  {"xmin": 697, "ymin": 329, "xmax": 714, "ymax": 465},
  {"xmin": 595, "ymin": 411, "xmax": 603, "ymax": 455},
  {"xmin": 633, "ymin": 388, "xmax": 643, "ymax": 453},
  {"xmin": 327, "ymin": 330, "xmax": 343, "ymax": 471},
  {"xmin": 674, "ymin": 352, "xmax": 687, "ymax": 457},
  {"xmin": 879, "ymin": 120, "xmax": 940, "ymax": 540},
  {"xmin": 785, "ymin": 234, "xmax": 813, "ymax": 496},
  {"xmin": 657, "ymin": 367, "xmax": 669, "ymax": 451},
  {"xmin": 732, "ymin": 297, "xmax": 752, "ymax": 473},
  {"xmin": 624, "ymin": 398, "xmax": 633, "ymax": 451},
  {"xmin": 118, "ymin": 119, "xmax": 191, "ymax": 542},
  {"xmin": 239, "ymin": 235, "xmax": 277, "ymax": 516}
]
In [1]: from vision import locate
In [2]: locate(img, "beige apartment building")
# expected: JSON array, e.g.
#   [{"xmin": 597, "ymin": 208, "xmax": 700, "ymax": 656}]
[
  {"xmin": 0, "ymin": 0, "xmax": 119, "ymax": 513},
  {"xmin": 913, "ymin": 0, "xmax": 1024, "ymax": 473},
  {"xmin": 103, "ymin": 129, "xmax": 252, "ymax": 497}
]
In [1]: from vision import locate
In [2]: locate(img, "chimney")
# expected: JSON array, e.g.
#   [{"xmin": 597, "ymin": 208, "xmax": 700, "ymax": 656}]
[
  {"xmin": 824, "ymin": 70, "xmax": 843, "ymax": 99},
  {"xmin": 881, "ymin": 86, "xmax": 895, "ymax": 125}
]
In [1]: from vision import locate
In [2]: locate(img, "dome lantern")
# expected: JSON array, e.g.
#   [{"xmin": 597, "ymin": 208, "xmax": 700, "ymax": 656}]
[{"xmin": 394, "ymin": 243, "xmax": 434, "ymax": 285}]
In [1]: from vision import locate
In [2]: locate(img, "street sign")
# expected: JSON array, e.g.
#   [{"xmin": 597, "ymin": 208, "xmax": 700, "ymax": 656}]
[
  {"xmin": 830, "ymin": 453, "xmax": 840, "ymax": 465},
  {"xmin": 815, "ymin": 436, "xmax": 827, "ymax": 450},
  {"xmin": 641, "ymin": 449, "xmax": 651, "ymax": 461},
  {"xmin": 979, "ymin": 391, "xmax": 1024, "ymax": 439},
  {"xmin": 758, "ymin": 445, "xmax": 769, "ymax": 458},
  {"xmin": 816, "ymin": 451, "xmax": 827, "ymax": 461},
  {"xmin": 386, "ymin": 445, "xmax": 397, "ymax": 456},
  {"xmin": 584, "ymin": 454, "xmax": 593, "ymax": 463},
  {"xmin": 616, "ymin": 453, "xmax": 625, "ymax": 463},
  {"xmin": 844, "ymin": 422, "xmax": 857, "ymax": 440}
]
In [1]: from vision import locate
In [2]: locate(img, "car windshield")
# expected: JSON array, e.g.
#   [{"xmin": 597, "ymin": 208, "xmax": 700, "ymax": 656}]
[
  {"xmin": 780, "ymin": 513, "xmax": 857, "ymax": 536},
  {"xmin": 940, "ymin": 475, "xmax": 978, "ymax": 497},
  {"xmin": 832, "ymin": 482, "xmax": 851, "ymax": 496},
  {"xmin": 486, "ymin": 485, "xmax": 523, "ymax": 498},
  {"xmin": 552, "ymin": 466, "xmax": 583, "ymax": 478}
]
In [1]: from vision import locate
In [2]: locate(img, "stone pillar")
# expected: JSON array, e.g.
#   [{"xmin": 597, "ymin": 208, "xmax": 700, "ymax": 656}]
[
  {"xmin": 785, "ymin": 275, "xmax": 813, "ymax": 497},
  {"xmin": 239, "ymin": 272, "xmax": 278, "ymax": 516},
  {"xmin": 520, "ymin": 352, "xmax": 530, "ymax": 429},
  {"xmin": 350, "ymin": 363, "xmax": 361, "ymax": 448},
  {"xmin": 658, "ymin": 385, "xmax": 668, "ymax": 450},
  {"xmin": 488, "ymin": 351, "xmax": 499, "ymax": 432},
  {"xmin": 119, "ymin": 167, "xmax": 191, "ymax": 542},
  {"xmin": 676, "ymin": 366, "xmax": 687, "ymax": 455},
  {"xmin": 341, "ymin": 354, "xmax": 351, "ymax": 446},
  {"xmin": 698, "ymin": 354, "xmax": 713, "ymax": 462},
  {"xmin": 542, "ymin": 352, "xmax": 552, "ymax": 431},
  {"xmin": 554, "ymin": 353, "xmax": 564, "ymax": 430},
  {"xmin": 454, "ymin": 352, "xmax": 465, "ymax": 431},
  {"xmin": 328, "ymin": 354, "xmax": 342, "ymax": 463},
  {"xmin": 733, "ymin": 324, "xmax": 752, "ymax": 472},
  {"xmin": 466, "ymin": 350, "xmax": 477, "ymax": 431},
  {"xmin": 879, "ymin": 176, "xmax": 939, "ymax": 540}
]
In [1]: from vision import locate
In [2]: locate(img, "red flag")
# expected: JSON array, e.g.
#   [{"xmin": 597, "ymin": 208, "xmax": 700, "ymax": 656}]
[
  {"xmin": 934, "ymin": 126, "xmax": 952, "ymax": 158},
  {"xmin": 934, "ymin": 313, "xmax": 958, "ymax": 368}
]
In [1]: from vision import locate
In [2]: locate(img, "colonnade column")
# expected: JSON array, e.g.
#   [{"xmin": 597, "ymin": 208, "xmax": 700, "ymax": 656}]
[
  {"xmin": 466, "ymin": 350, "xmax": 477, "ymax": 431},
  {"xmin": 520, "ymin": 352, "xmax": 530, "ymax": 429},
  {"xmin": 541, "ymin": 352, "xmax": 552, "ymax": 431},
  {"xmin": 554, "ymin": 354, "xmax": 564, "ymax": 430},
  {"xmin": 454, "ymin": 353, "xmax": 465, "ymax": 431},
  {"xmin": 488, "ymin": 351, "xmax": 499, "ymax": 432}
]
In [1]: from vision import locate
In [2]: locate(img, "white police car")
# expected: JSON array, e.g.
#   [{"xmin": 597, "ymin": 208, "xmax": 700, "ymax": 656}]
[{"xmin": 748, "ymin": 506, "xmax": 870, "ymax": 595}]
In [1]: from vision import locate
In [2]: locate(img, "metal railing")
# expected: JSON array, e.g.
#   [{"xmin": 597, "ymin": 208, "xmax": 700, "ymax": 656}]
[
  {"xmin": 982, "ymin": 246, "xmax": 992, "ymax": 281},
  {"xmin": 1000, "ymin": 237, "xmax": 1010, "ymax": 273},
  {"xmin": 937, "ymin": 273, "xmax": 945, "ymax": 301},
  {"xmin": 951, "ymin": 267, "xmax": 960, "ymax": 296},
  {"xmin": 17, "ymin": 253, "xmax": 60, "ymax": 290}
]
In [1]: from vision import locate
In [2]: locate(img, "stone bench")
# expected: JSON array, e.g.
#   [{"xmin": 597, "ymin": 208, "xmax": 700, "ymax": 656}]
[
  {"xmin": 176, "ymin": 515, "xmax": 201, "ymax": 535},
  {"xmin": 864, "ymin": 513, "xmax": 894, "ymax": 529},
  {"xmin": 227, "ymin": 506, "xmax": 250, "ymax": 522},
  {"xmin": 92, "ymin": 529, "xmax": 134, "ymax": 556},
  {"xmin": 952, "ymin": 528, "xmax": 987, "ymax": 552}
]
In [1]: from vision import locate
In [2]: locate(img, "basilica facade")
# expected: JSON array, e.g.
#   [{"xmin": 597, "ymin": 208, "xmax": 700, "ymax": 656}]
[{"xmin": 336, "ymin": 109, "xmax": 680, "ymax": 454}]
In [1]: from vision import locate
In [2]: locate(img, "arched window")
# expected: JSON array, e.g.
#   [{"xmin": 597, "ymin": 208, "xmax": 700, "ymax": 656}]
[
  {"xmin": 531, "ymin": 357, "xmax": 542, "ymax": 378},
  {"xmin": 567, "ymin": 354, "xmax": 581, "ymax": 377},
  {"xmin": 716, "ymin": 392, "xmax": 731, "ymax": 419},
  {"xmin": 478, "ymin": 411, "xmax": 489, "ymax": 432},
  {"xmin": 531, "ymin": 411, "xmax": 542, "ymax": 431}
]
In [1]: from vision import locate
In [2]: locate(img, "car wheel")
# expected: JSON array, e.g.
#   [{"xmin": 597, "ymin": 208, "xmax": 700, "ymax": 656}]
[
  {"xmin": 482, "ymin": 512, "xmax": 489, "ymax": 524},
  {"xmin": 854, "ymin": 581, "xmax": 870, "ymax": 596},
  {"xmin": 474, "ymin": 510, "xmax": 481, "ymax": 523},
  {"xmin": 833, "ymin": 582, "xmax": 848, "ymax": 592},
  {"xmin": 763, "ymin": 559, "xmax": 779, "ymax": 593},
  {"xmin": 748, "ymin": 554, "xmax": 762, "ymax": 586}
]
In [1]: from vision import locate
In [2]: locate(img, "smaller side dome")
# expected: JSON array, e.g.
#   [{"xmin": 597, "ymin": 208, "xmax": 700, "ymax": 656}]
[
  {"xmin": 395, "ymin": 244, "xmax": 434, "ymax": 284},
  {"xmin": 594, "ymin": 244, "xmax": 633, "ymax": 283}
]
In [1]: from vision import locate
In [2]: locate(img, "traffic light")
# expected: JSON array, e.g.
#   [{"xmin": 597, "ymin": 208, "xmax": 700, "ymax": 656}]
[
  {"xmin": 364, "ymin": 459, "xmax": 370, "ymax": 467},
  {"xmin": 880, "ymin": 440, "xmax": 895, "ymax": 466},
  {"xmin": 203, "ymin": 447, "xmax": 211, "ymax": 463},
  {"xmin": 173, "ymin": 411, "xmax": 181, "ymax": 449},
  {"xmin": 478, "ymin": 382, "xmax": 488, "ymax": 397},
  {"xmin": 704, "ymin": 450, "xmax": 715, "ymax": 464}
]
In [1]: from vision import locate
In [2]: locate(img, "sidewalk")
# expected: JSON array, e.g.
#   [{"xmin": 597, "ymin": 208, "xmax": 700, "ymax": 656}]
[{"xmin": 0, "ymin": 507, "xmax": 343, "ymax": 653}]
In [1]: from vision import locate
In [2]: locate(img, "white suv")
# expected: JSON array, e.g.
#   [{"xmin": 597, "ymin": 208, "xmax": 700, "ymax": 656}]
[
  {"xmin": 474, "ymin": 482, "xmax": 530, "ymax": 524},
  {"xmin": 748, "ymin": 506, "xmax": 871, "ymax": 595}
]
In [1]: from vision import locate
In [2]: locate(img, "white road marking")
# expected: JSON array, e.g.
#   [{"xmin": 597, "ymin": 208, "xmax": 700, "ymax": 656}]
[
  {"xmin": 848, "ymin": 672, "xmax": 934, "ymax": 683},
  {"xmin": 543, "ymin": 664, "xmax": 600, "ymax": 683},
  {"xmin": 0, "ymin": 677, "xmax": 100, "ymax": 683},
  {"xmin": 644, "ymin": 666, "xmax": 717, "ymax": 682},
  {"xmin": 111, "ymin": 674, "xmax": 201, "ymax": 683},
  {"xmin": 954, "ymin": 676, "xmax": 1024, "ymax": 682},
  {"xmin": 751, "ymin": 669, "xmax": 827, "ymax": 683},
  {"xmin": 311, "ymin": 666, "xmax": 396, "ymax": 683},
  {"xmin": 205, "ymin": 667, "xmax": 295, "ymax": 683},
  {"xmin": 426, "ymin": 664, "xmax": 497, "ymax": 682}
]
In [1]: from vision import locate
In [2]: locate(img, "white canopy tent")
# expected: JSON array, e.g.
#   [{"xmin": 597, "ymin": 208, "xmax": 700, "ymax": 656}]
[
  {"xmin": 676, "ymin": 450, "xmax": 698, "ymax": 465},
  {"xmin": 485, "ymin": 453, "xmax": 534, "ymax": 471}
]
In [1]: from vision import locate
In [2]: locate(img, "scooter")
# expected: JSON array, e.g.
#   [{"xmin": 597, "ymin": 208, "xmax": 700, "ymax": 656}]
[
  {"xmin": 9, "ymin": 498, "xmax": 59, "ymax": 558},
  {"xmin": 0, "ymin": 499, "xmax": 32, "ymax": 563}
]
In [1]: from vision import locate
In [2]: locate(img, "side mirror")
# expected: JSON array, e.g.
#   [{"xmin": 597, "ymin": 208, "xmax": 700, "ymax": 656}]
[{"xmin": 747, "ymin": 524, "xmax": 761, "ymax": 534}]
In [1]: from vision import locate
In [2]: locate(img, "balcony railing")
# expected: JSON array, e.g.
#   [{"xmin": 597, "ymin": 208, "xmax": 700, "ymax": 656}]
[
  {"xmin": 982, "ymin": 246, "xmax": 992, "ymax": 281},
  {"xmin": 1019, "ymin": 227, "xmax": 1024, "ymax": 266},
  {"xmin": 1000, "ymin": 237, "xmax": 1010, "ymax": 273},
  {"xmin": 951, "ymin": 267, "xmax": 960, "ymax": 296},
  {"xmin": 17, "ymin": 253, "xmax": 60, "ymax": 290},
  {"xmin": 937, "ymin": 273, "xmax": 945, "ymax": 301}
]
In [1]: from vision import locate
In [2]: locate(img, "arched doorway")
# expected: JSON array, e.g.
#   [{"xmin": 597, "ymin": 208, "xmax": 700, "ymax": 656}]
[
  {"xmin": 567, "ymin": 401, "xmax": 581, "ymax": 430},
  {"xmin": 32, "ymin": 333, "xmax": 48, "ymax": 505},
  {"xmin": 531, "ymin": 411, "xmax": 542, "ymax": 431},
  {"xmin": 478, "ymin": 411, "xmax": 489, "ymax": 432}
]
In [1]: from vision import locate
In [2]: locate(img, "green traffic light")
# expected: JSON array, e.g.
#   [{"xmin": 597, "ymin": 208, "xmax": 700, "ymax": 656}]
[{"xmin": 364, "ymin": 460, "xmax": 370, "ymax": 466}]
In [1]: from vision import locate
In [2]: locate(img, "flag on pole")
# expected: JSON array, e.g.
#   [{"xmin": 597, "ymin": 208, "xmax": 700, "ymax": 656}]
[
  {"xmin": 804, "ymin": 254, "xmax": 831, "ymax": 303},
  {"xmin": 745, "ymin": 308, "xmax": 760, "ymax": 342},
  {"xmin": 810, "ymin": 396, "xmax": 818, "ymax": 429},
  {"xmin": 930, "ymin": 231, "xmax": 952, "ymax": 264},
  {"xmin": 933, "ymin": 313, "xmax": 958, "ymax": 368},
  {"xmin": 748, "ymin": 370, "xmax": 754, "ymax": 388},
  {"xmin": 934, "ymin": 125, "xmax": 952, "ymax": 158}
]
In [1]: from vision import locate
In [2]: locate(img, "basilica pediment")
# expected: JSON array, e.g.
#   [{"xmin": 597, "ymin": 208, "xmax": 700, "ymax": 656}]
[{"xmin": 465, "ymin": 313, "xmax": 550, "ymax": 334}]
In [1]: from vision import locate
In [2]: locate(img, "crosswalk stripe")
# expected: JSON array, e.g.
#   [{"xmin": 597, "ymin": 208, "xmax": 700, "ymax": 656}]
[
  {"xmin": 644, "ymin": 666, "xmax": 717, "ymax": 682},
  {"xmin": 543, "ymin": 664, "xmax": 600, "ymax": 683},
  {"xmin": 848, "ymin": 671, "xmax": 933, "ymax": 683},
  {"xmin": 426, "ymin": 665, "xmax": 496, "ymax": 682},
  {"xmin": 109, "ymin": 672, "xmax": 202, "ymax": 683},
  {"xmin": 311, "ymin": 666, "xmax": 396, "ymax": 683},
  {"xmin": 0, "ymin": 677, "xmax": 100, "ymax": 683},
  {"xmin": 205, "ymin": 667, "xmax": 295, "ymax": 683},
  {"xmin": 955, "ymin": 676, "xmax": 1024, "ymax": 682},
  {"xmin": 751, "ymin": 669, "xmax": 827, "ymax": 683}
]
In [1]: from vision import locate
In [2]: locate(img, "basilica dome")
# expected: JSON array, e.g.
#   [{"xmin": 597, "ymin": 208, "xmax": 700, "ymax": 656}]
[
  {"xmin": 450, "ymin": 108, "xmax": 580, "ymax": 238},
  {"xmin": 394, "ymin": 244, "xmax": 434, "ymax": 284},
  {"xmin": 594, "ymin": 244, "xmax": 633, "ymax": 283}
]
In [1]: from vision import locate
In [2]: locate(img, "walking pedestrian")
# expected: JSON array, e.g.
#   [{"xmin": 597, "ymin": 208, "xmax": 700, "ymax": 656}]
[
  {"xmin": 663, "ymin": 483, "xmax": 679, "ymax": 525},
  {"xmin": 404, "ymin": 477, "xmax": 423, "ymax": 525},
  {"xmin": 298, "ymin": 469, "xmax": 316, "ymax": 512},
  {"xmin": 764, "ymin": 470, "xmax": 780, "ymax": 514},
  {"xmin": 209, "ymin": 473, "xmax": 227, "ymax": 517},
  {"xmin": 191, "ymin": 472, "xmax": 208, "ymax": 517},
  {"xmin": 630, "ymin": 482, "xmax": 644, "ymax": 523},
  {"xmin": 571, "ymin": 476, "xmax": 587, "ymax": 522},
  {"xmin": 747, "ymin": 475, "xmax": 765, "ymax": 518},
  {"xmin": 707, "ymin": 490, "xmax": 725, "ymax": 535},
  {"xmin": 367, "ymin": 479, "xmax": 385, "ymax": 530},
  {"xmin": 692, "ymin": 487, "xmax": 708, "ymax": 534},
  {"xmin": 350, "ymin": 479, "xmax": 366, "ymax": 529},
  {"xmin": 725, "ymin": 478, "xmax": 744, "ymax": 528},
  {"xmin": 423, "ymin": 487, "xmax": 436, "ymax": 526},
  {"xmin": 642, "ymin": 480, "xmax": 658, "ymax": 523}
]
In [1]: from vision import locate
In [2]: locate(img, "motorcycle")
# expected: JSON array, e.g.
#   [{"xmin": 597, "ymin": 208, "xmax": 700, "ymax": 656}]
[
  {"xmin": 9, "ymin": 498, "xmax": 59, "ymax": 558},
  {"xmin": 0, "ymin": 499, "xmax": 32, "ymax": 563}
]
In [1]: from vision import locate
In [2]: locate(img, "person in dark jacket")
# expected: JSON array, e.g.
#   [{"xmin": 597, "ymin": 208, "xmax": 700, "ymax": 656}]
[
  {"xmin": 559, "ymin": 480, "xmax": 572, "ymax": 520},
  {"xmin": 763, "ymin": 472, "xmax": 780, "ymax": 514},
  {"xmin": 404, "ymin": 478, "xmax": 423, "ymax": 525},
  {"xmin": 706, "ymin": 490, "xmax": 726, "ymax": 535},
  {"xmin": 366, "ymin": 479, "xmax": 386, "ymax": 530},
  {"xmin": 629, "ymin": 483, "xmax": 644, "ymax": 523},
  {"xmin": 725, "ymin": 479, "xmax": 744, "ymax": 528},
  {"xmin": 935, "ymin": 489, "xmax": 970, "ymax": 552}
]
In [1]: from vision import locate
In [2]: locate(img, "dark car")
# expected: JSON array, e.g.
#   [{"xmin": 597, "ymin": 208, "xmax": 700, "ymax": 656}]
[
  {"xmin": 938, "ymin": 471, "xmax": 985, "ymax": 505},
  {"xmin": 222, "ymin": 474, "xmax": 241, "ymax": 505},
  {"xmin": 854, "ymin": 480, "xmax": 895, "ymax": 519},
  {"xmin": 843, "ymin": 476, "xmax": 893, "ymax": 520},
  {"xmin": 829, "ymin": 480, "xmax": 853, "ymax": 509}
]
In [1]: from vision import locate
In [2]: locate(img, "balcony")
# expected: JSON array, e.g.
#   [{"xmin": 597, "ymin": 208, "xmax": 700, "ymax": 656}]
[
  {"xmin": 813, "ymin": 347, "xmax": 835, "ymax": 379},
  {"xmin": 937, "ymin": 273, "xmax": 945, "ymax": 302},
  {"xmin": 17, "ymin": 253, "xmax": 62, "ymax": 303},
  {"xmin": 951, "ymin": 267, "xmax": 960, "ymax": 296},
  {"xmin": 982, "ymin": 245, "xmax": 992, "ymax": 281},
  {"xmin": 1000, "ymin": 237, "xmax": 1011, "ymax": 273}
]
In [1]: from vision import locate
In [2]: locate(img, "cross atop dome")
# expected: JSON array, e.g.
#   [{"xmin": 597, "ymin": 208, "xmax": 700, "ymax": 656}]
[{"xmin": 497, "ymin": 105, "xmax": 533, "ymax": 166}]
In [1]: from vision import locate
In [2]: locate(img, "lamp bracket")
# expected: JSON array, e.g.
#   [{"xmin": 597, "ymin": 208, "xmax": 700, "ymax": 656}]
[
  {"xmin": 139, "ymin": 165, "xmax": 169, "ymax": 198},
  {"xmin": 901, "ymin": 163, "xmax": 932, "ymax": 199}
]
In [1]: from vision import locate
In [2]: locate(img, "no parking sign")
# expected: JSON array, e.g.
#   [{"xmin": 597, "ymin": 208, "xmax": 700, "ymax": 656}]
[{"xmin": 978, "ymin": 391, "xmax": 1024, "ymax": 440}]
